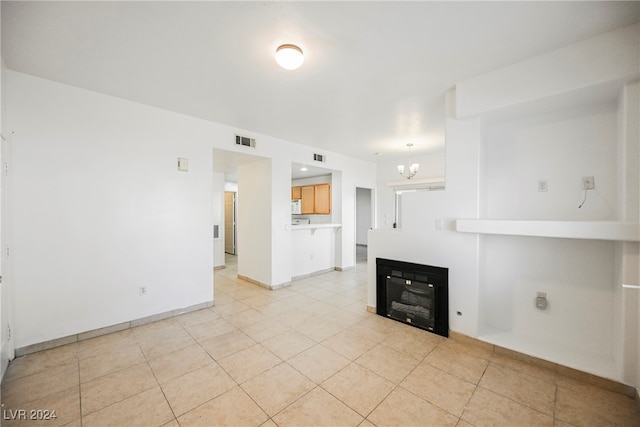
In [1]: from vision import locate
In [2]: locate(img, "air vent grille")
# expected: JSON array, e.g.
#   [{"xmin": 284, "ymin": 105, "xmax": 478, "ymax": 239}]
[
  {"xmin": 313, "ymin": 153, "xmax": 325, "ymax": 162},
  {"xmin": 235, "ymin": 135, "xmax": 256, "ymax": 148}
]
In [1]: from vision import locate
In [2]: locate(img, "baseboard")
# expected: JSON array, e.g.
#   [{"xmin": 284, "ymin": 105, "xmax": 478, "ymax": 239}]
[
  {"xmin": 291, "ymin": 267, "xmax": 337, "ymax": 281},
  {"xmin": 237, "ymin": 274, "xmax": 291, "ymax": 290},
  {"xmin": 213, "ymin": 265, "xmax": 226, "ymax": 271},
  {"xmin": 448, "ymin": 330, "xmax": 637, "ymax": 399},
  {"xmin": 15, "ymin": 300, "xmax": 214, "ymax": 357},
  {"xmin": 335, "ymin": 266, "xmax": 354, "ymax": 272},
  {"xmin": 1, "ymin": 340, "xmax": 13, "ymax": 384}
]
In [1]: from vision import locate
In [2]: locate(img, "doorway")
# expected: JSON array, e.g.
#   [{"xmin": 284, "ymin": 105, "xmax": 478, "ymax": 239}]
[
  {"xmin": 224, "ymin": 191, "xmax": 236, "ymax": 255},
  {"xmin": 355, "ymin": 187, "xmax": 373, "ymax": 263}
]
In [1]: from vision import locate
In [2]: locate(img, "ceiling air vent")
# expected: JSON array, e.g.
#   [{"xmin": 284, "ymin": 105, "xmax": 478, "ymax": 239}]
[
  {"xmin": 235, "ymin": 135, "xmax": 256, "ymax": 148},
  {"xmin": 313, "ymin": 153, "xmax": 325, "ymax": 163}
]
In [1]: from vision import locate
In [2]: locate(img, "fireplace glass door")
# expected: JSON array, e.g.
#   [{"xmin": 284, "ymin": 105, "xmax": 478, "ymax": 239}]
[
  {"xmin": 376, "ymin": 258, "xmax": 448, "ymax": 337},
  {"xmin": 386, "ymin": 276, "xmax": 434, "ymax": 331}
]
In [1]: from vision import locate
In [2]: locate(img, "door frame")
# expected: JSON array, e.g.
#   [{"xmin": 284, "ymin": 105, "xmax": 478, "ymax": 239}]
[{"xmin": 224, "ymin": 191, "xmax": 236, "ymax": 255}]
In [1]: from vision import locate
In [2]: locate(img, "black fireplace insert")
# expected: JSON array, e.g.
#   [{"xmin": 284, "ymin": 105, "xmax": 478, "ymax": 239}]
[{"xmin": 376, "ymin": 258, "xmax": 449, "ymax": 338}]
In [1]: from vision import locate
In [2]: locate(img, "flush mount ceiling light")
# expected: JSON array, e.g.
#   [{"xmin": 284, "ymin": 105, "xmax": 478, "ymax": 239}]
[
  {"xmin": 300, "ymin": 166, "xmax": 308, "ymax": 172},
  {"xmin": 397, "ymin": 143, "xmax": 420, "ymax": 180},
  {"xmin": 275, "ymin": 44, "xmax": 304, "ymax": 70}
]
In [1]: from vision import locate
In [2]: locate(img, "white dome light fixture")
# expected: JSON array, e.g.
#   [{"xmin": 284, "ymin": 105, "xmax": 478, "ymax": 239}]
[{"xmin": 275, "ymin": 44, "xmax": 304, "ymax": 70}]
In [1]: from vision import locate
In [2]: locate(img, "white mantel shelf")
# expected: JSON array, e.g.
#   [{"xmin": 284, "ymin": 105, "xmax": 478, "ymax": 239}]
[{"xmin": 455, "ymin": 219, "xmax": 640, "ymax": 242}]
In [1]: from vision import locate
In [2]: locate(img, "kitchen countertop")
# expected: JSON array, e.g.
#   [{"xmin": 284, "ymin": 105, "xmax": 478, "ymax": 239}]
[{"xmin": 289, "ymin": 223, "xmax": 342, "ymax": 230}]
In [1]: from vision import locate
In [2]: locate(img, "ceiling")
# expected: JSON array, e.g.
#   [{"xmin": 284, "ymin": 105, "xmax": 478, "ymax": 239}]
[{"xmin": 3, "ymin": 1, "xmax": 639, "ymax": 163}]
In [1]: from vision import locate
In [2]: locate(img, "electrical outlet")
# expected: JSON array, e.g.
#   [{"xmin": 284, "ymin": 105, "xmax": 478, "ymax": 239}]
[
  {"xmin": 582, "ymin": 176, "xmax": 595, "ymax": 190},
  {"xmin": 537, "ymin": 180, "xmax": 548, "ymax": 192},
  {"xmin": 139, "ymin": 286, "xmax": 147, "ymax": 296},
  {"xmin": 536, "ymin": 292, "xmax": 548, "ymax": 310}
]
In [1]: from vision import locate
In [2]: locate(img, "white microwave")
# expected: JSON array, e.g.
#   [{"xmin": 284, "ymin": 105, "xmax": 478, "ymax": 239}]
[{"xmin": 291, "ymin": 200, "xmax": 302, "ymax": 214}]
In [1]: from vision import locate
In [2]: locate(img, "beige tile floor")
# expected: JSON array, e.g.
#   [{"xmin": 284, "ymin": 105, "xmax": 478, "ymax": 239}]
[{"xmin": 1, "ymin": 250, "xmax": 639, "ymax": 427}]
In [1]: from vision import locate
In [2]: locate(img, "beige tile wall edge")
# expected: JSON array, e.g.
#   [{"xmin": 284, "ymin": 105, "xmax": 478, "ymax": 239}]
[{"xmin": 14, "ymin": 300, "xmax": 214, "ymax": 357}]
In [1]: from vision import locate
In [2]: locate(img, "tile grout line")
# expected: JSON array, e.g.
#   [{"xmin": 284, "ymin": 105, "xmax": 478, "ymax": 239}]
[
  {"xmin": 478, "ymin": 360, "xmax": 558, "ymax": 420},
  {"xmin": 355, "ymin": 337, "xmax": 445, "ymax": 424},
  {"xmin": 457, "ymin": 356, "xmax": 489, "ymax": 425},
  {"xmin": 318, "ymin": 359, "xmax": 389, "ymax": 423},
  {"xmin": 552, "ymin": 380, "xmax": 559, "ymax": 426},
  {"xmin": 145, "ymin": 357, "xmax": 180, "ymax": 425},
  {"xmin": 189, "ymin": 316, "xmax": 282, "ymax": 424},
  {"xmin": 77, "ymin": 356, "xmax": 83, "ymax": 427}
]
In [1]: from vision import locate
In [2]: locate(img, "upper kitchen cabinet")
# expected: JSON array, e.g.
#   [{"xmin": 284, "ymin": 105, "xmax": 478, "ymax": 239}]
[
  {"xmin": 301, "ymin": 185, "xmax": 315, "ymax": 214},
  {"xmin": 291, "ymin": 186, "xmax": 301, "ymax": 200},
  {"xmin": 314, "ymin": 183, "xmax": 331, "ymax": 214},
  {"xmin": 294, "ymin": 183, "xmax": 331, "ymax": 215}
]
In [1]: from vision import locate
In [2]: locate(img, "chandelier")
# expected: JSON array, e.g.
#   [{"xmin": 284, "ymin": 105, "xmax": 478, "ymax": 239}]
[{"xmin": 397, "ymin": 143, "xmax": 419, "ymax": 179}]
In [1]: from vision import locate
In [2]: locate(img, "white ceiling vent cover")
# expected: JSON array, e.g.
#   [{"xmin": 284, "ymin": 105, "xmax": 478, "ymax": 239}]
[
  {"xmin": 235, "ymin": 135, "xmax": 256, "ymax": 148},
  {"xmin": 313, "ymin": 153, "xmax": 325, "ymax": 162}
]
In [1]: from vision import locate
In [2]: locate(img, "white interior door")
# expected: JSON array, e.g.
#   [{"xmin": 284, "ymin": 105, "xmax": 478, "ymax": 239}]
[{"xmin": 224, "ymin": 191, "xmax": 236, "ymax": 255}]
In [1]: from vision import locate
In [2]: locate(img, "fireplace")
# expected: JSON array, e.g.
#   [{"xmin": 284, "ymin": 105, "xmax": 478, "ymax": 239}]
[{"xmin": 376, "ymin": 258, "xmax": 449, "ymax": 338}]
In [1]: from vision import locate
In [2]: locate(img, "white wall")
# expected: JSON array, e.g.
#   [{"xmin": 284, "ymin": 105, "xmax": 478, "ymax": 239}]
[
  {"xmin": 0, "ymin": 19, "xmax": 14, "ymax": 378},
  {"xmin": 479, "ymin": 236, "xmax": 618, "ymax": 376},
  {"xmin": 483, "ymin": 102, "xmax": 618, "ymax": 220},
  {"xmin": 7, "ymin": 71, "xmax": 215, "ymax": 349},
  {"xmin": 472, "ymin": 27, "xmax": 638, "ymax": 383},
  {"xmin": 376, "ymin": 150, "xmax": 446, "ymax": 229},
  {"xmin": 637, "ymin": 79, "xmax": 640, "ymax": 399},
  {"xmin": 5, "ymin": 70, "xmax": 377, "ymax": 349},
  {"xmin": 369, "ymin": 90, "xmax": 482, "ymax": 337},
  {"xmin": 270, "ymin": 155, "xmax": 294, "ymax": 287},
  {"xmin": 477, "ymin": 99, "xmax": 622, "ymax": 378},
  {"xmin": 292, "ymin": 229, "xmax": 336, "ymax": 278},
  {"xmin": 237, "ymin": 159, "xmax": 272, "ymax": 286},
  {"xmin": 456, "ymin": 24, "xmax": 639, "ymax": 119},
  {"xmin": 212, "ymin": 171, "xmax": 225, "ymax": 268},
  {"xmin": 370, "ymin": 24, "xmax": 639, "ymax": 384},
  {"xmin": 614, "ymin": 81, "xmax": 640, "ymax": 391}
]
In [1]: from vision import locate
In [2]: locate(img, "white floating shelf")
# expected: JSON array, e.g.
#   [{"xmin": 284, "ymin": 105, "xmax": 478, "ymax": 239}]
[{"xmin": 455, "ymin": 219, "xmax": 640, "ymax": 242}]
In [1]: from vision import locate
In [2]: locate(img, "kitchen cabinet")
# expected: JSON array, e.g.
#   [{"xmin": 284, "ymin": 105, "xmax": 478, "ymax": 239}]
[
  {"xmin": 293, "ymin": 183, "xmax": 331, "ymax": 215},
  {"xmin": 314, "ymin": 183, "xmax": 331, "ymax": 214},
  {"xmin": 301, "ymin": 186, "xmax": 315, "ymax": 214},
  {"xmin": 291, "ymin": 186, "xmax": 301, "ymax": 200}
]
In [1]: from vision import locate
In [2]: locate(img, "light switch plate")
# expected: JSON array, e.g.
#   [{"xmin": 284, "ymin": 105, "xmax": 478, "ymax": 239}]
[{"xmin": 177, "ymin": 157, "xmax": 189, "ymax": 172}]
